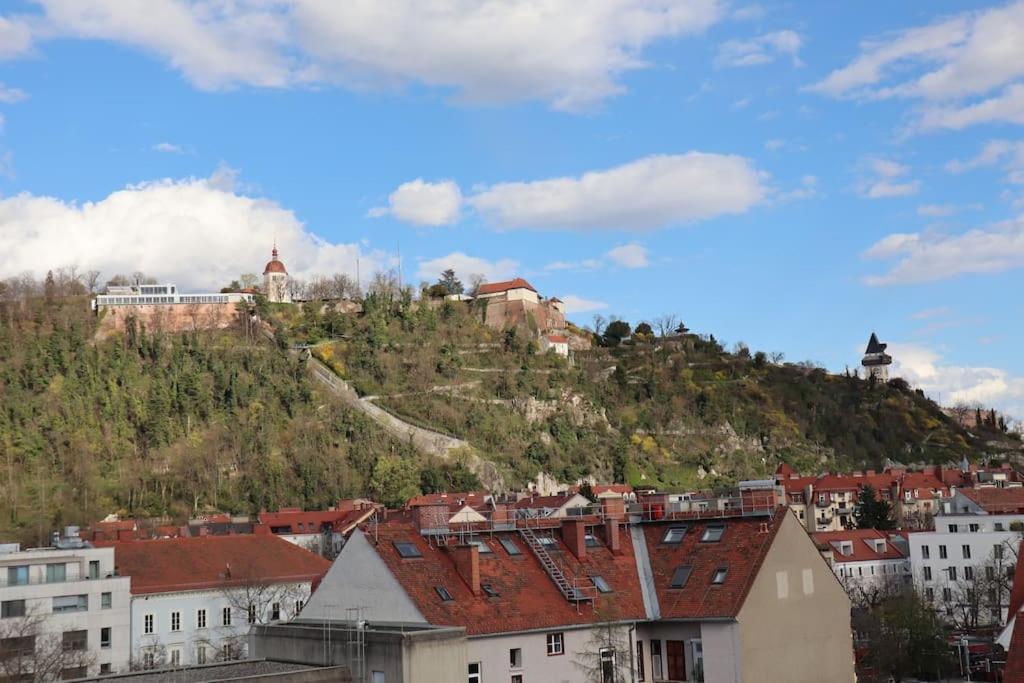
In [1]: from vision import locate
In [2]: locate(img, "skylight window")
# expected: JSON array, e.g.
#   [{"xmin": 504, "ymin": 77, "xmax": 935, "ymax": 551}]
[
  {"xmin": 538, "ymin": 536, "xmax": 557, "ymax": 547},
  {"xmin": 712, "ymin": 567, "xmax": 729, "ymax": 585},
  {"xmin": 394, "ymin": 541, "xmax": 422, "ymax": 558},
  {"xmin": 435, "ymin": 586, "xmax": 453, "ymax": 602},
  {"xmin": 670, "ymin": 565, "xmax": 692, "ymax": 589},
  {"xmin": 481, "ymin": 583, "xmax": 500, "ymax": 598},
  {"xmin": 499, "ymin": 538, "xmax": 522, "ymax": 556},
  {"xmin": 584, "ymin": 534, "xmax": 600, "ymax": 548},
  {"xmin": 591, "ymin": 576, "xmax": 612, "ymax": 593},
  {"xmin": 469, "ymin": 540, "xmax": 493, "ymax": 554},
  {"xmin": 701, "ymin": 525, "xmax": 725, "ymax": 543},
  {"xmin": 662, "ymin": 527, "xmax": 688, "ymax": 544}
]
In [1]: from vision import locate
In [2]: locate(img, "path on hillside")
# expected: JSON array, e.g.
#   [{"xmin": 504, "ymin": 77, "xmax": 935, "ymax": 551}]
[{"xmin": 305, "ymin": 356, "xmax": 505, "ymax": 491}]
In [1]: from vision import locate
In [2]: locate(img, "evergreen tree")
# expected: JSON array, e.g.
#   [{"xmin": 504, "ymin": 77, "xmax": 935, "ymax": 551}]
[{"xmin": 854, "ymin": 484, "xmax": 895, "ymax": 530}]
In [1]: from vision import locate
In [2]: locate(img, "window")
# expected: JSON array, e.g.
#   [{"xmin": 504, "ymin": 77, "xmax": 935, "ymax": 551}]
[
  {"xmin": 510, "ymin": 647, "xmax": 522, "ymax": 668},
  {"xmin": 1, "ymin": 600, "xmax": 25, "ymax": 619},
  {"xmin": 100, "ymin": 663, "xmax": 111, "ymax": 675},
  {"xmin": 547, "ymin": 632, "xmax": 565, "ymax": 656},
  {"xmin": 943, "ymin": 587, "xmax": 952, "ymax": 602},
  {"xmin": 939, "ymin": 545, "xmax": 948, "ymax": 559},
  {"xmin": 170, "ymin": 647, "xmax": 181, "ymax": 666},
  {"xmin": 996, "ymin": 544, "xmax": 1005, "ymax": 559},
  {"xmin": 965, "ymin": 566, "xmax": 974, "ymax": 581},
  {"xmin": 670, "ymin": 565, "xmax": 693, "ymax": 589},
  {"xmin": 144, "ymin": 614, "xmax": 154, "ymax": 635},
  {"xmin": 89, "ymin": 561, "xmax": 100, "ymax": 579},
  {"xmin": 223, "ymin": 643, "xmax": 235, "ymax": 660},
  {"xmin": 142, "ymin": 651, "xmax": 155, "ymax": 670},
  {"xmin": 62, "ymin": 666, "xmax": 87, "ymax": 680},
  {"xmin": 701, "ymin": 525, "xmax": 725, "ymax": 542},
  {"xmin": 468, "ymin": 662, "xmax": 481, "ymax": 683},
  {"xmin": 197, "ymin": 609, "xmax": 207, "ymax": 629},
  {"xmin": 295, "ymin": 600, "xmax": 304, "ymax": 615},
  {"xmin": 46, "ymin": 563, "xmax": 66, "ymax": 583},
  {"xmin": 394, "ymin": 541, "xmax": 422, "ymax": 558},
  {"xmin": 248, "ymin": 604, "xmax": 257, "ymax": 624},
  {"xmin": 222, "ymin": 607, "xmax": 232, "ymax": 626},
  {"xmin": 468, "ymin": 540, "xmax": 493, "ymax": 554},
  {"xmin": 584, "ymin": 534, "xmax": 601, "ymax": 548},
  {"xmin": 52, "ymin": 595, "xmax": 87, "ymax": 613},
  {"xmin": 996, "ymin": 523, "xmax": 1005, "ymax": 532},
  {"xmin": 591, "ymin": 575, "xmax": 612, "ymax": 593},
  {"xmin": 100, "ymin": 627, "xmax": 111, "ymax": 649},
  {"xmin": 662, "ymin": 527, "xmax": 687, "ymax": 544},
  {"xmin": 949, "ymin": 567, "xmax": 957, "ymax": 581},
  {"xmin": 922, "ymin": 545, "xmax": 930, "ymax": 559},
  {"xmin": 499, "ymin": 538, "xmax": 521, "ymax": 555},
  {"xmin": 987, "ymin": 566, "xmax": 996, "ymax": 580},
  {"xmin": 637, "ymin": 640, "xmax": 645, "ymax": 682},
  {"xmin": 962, "ymin": 545, "xmax": 971, "ymax": 559},
  {"xmin": 969, "ymin": 524, "xmax": 980, "ymax": 532},
  {"xmin": 62, "ymin": 630, "xmax": 87, "ymax": 652},
  {"xmin": 0, "ymin": 635, "xmax": 35, "ymax": 660},
  {"xmin": 925, "ymin": 587, "xmax": 935, "ymax": 601},
  {"xmin": 171, "ymin": 610, "xmax": 181, "ymax": 632},
  {"xmin": 271, "ymin": 602, "xmax": 281, "ymax": 621},
  {"xmin": 6, "ymin": 566, "xmax": 27, "ymax": 586},
  {"xmin": 712, "ymin": 567, "xmax": 729, "ymax": 585},
  {"xmin": 197, "ymin": 644, "xmax": 208, "ymax": 665},
  {"xmin": 436, "ymin": 586, "xmax": 454, "ymax": 602},
  {"xmin": 600, "ymin": 648, "xmax": 617, "ymax": 683},
  {"xmin": 512, "ymin": 676, "xmax": 523, "ymax": 683},
  {"xmin": 537, "ymin": 536, "xmax": 557, "ymax": 548},
  {"xmin": 948, "ymin": 524, "xmax": 958, "ymax": 533},
  {"xmin": 481, "ymin": 584, "xmax": 500, "ymax": 598},
  {"xmin": 924, "ymin": 566, "xmax": 933, "ymax": 581},
  {"xmin": 101, "ymin": 592, "xmax": 112, "ymax": 609}
]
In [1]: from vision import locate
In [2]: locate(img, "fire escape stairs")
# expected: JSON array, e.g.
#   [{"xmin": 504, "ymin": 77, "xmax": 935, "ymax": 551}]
[{"xmin": 519, "ymin": 527, "xmax": 591, "ymax": 603}]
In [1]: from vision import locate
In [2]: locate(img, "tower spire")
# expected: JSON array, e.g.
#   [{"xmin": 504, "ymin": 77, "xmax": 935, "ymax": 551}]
[{"xmin": 272, "ymin": 241, "xmax": 278, "ymax": 261}]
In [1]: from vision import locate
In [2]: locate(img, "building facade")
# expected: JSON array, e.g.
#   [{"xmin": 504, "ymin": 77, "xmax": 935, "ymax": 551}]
[
  {"xmin": 262, "ymin": 246, "xmax": 290, "ymax": 303},
  {"xmin": 861, "ymin": 332, "xmax": 892, "ymax": 382},
  {"xmin": 814, "ymin": 529, "xmax": 912, "ymax": 599}
]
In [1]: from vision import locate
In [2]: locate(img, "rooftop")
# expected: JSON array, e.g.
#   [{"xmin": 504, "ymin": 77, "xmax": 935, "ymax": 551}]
[
  {"xmin": 475, "ymin": 278, "xmax": 537, "ymax": 295},
  {"xmin": 959, "ymin": 487, "xmax": 1024, "ymax": 514},
  {"xmin": 812, "ymin": 529, "xmax": 906, "ymax": 563}
]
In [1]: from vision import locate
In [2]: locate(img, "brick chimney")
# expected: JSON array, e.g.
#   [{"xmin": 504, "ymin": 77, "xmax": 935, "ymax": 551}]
[
  {"xmin": 451, "ymin": 544, "xmax": 480, "ymax": 596},
  {"xmin": 600, "ymin": 496, "xmax": 625, "ymax": 521},
  {"xmin": 561, "ymin": 518, "xmax": 587, "ymax": 561},
  {"xmin": 491, "ymin": 504, "xmax": 513, "ymax": 528},
  {"xmin": 116, "ymin": 529, "xmax": 134, "ymax": 542},
  {"xmin": 604, "ymin": 519, "xmax": 622, "ymax": 555}
]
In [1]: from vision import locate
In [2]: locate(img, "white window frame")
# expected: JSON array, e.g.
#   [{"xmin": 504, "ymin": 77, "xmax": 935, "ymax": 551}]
[{"xmin": 547, "ymin": 632, "xmax": 565, "ymax": 656}]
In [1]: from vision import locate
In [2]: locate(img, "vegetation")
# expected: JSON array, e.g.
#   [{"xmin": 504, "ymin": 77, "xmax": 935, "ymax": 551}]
[{"xmin": 854, "ymin": 485, "xmax": 895, "ymax": 530}]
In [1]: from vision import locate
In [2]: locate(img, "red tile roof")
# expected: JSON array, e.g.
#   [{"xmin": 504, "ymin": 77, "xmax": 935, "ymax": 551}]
[
  {"xmin": 545, "ymin": 335, "xmax": 569, "ymax": 343},
  {"xmin": 812, "ymin": 529, "xmax": 906, "ymax": 563},
  {"xmin": 106, "ymin": 535, "xmax": 330, "ymax": 595},
  {"xmin": 476, "ymin": 278, "xmax": 536, "ymax": 295},
  {"xmin": 257, "ymin": 506, "xmax": 375, "ymax": 535},
  {"xmin": 642, "ymin": 512, "xmax": 783, "ymax": 619},
  {"xmin": 366, "ymin": 516, "xmax": 645, "ymax": 635},
  {"xmin": 959, "ymin": 487, "xmax": 1024, "ymax": 514},
  {"xmin": 407, "ymin": 492, "xmax": 489, "ymax": 509},
  {"xmin": 513, "ymin": 494, "xmax": 583, "ymax": 510}
]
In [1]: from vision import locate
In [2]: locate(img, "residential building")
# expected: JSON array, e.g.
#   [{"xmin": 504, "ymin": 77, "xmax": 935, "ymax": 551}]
[
  {"xmin": 262, "ymin": 245, "xmax": 290, "ymax": 303},
  {"xmin": 254, "ymin": 502, "xmax": 379, "ymax": 558},
  {"xmin": 511, "ymin": 492, "xmax": 592, "ymax": 518},
  {"xmin": 106, "ymin": 535, "xmax": 329, "ymax": 669},
  {"xmin": 814, "ymin": 529, "xmax": 911, "ymax": 598},
  {"xmin": 0, "ymin": 529, "xmax": 131, "ymax": 679},
  {"xmin": 540, "ymin": 334, "xmax": 570, "ymax": 357}
]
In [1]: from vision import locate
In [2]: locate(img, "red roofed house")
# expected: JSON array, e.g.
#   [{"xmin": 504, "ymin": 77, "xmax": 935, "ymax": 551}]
[
  {"xmin": 540, "ymin": 334, "xmax": 569, "ymax": 356},
  {"xmin": 254, "ymin": 500, "xmax": 379, "ymax": 558},
  {"xmin": 299, "ymin": 500, "xmax": 853, "ymax": 682},
  {"xmin": 474, "ymin": 278, "xmax": 539, "ymax": 303},
  {"xmin": 813, "ymin": 529, "xmax": 911, "ymax": 596},
  {"xmin": 109, "ymin": 535, "xmax": 329, "ymax": 669}
]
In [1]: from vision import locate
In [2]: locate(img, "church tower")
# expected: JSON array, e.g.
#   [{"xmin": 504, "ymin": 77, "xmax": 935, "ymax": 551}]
[
  {"xmin": 262, "ymin": 245, "xmax": 291, "ymax": 303},
  {"xmin": 861, "ymin": 332, "xmax": 892, "ymax": 382}
]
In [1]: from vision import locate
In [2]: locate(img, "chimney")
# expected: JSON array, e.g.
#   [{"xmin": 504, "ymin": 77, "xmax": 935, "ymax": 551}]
[
  {"xmin": 491, "ymin": 504, "xmax": 513, "ymax": 528},
  {"xmin": 116, "ymin": 529, "xmax": 134, "ymax": 542},
  {"xmin": 451, "ymin": 544, "xmax": 480, "ymax": 596},
  {"xmin": 561, "ymin": 518, "xmax": 587, "ymax": 561},
  {"xmin": 604, "ymin": 519, "xmax": 622, "ymax": 555},
  {"xmin": 600, "ymin": 496, "xmax": 625, "ymax": 521}
]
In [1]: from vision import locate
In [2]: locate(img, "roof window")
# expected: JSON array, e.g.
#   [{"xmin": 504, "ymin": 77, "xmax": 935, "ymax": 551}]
[
  {"xmin": 701, "ymin": 525, "xmax": 725, "ymax": 543},
  {"xmin": 584, "ymin": 534, "xmax": 601, "ymax": 548},
  {"xmin": 394, "ymin": 541, "xmax": 422, "ymax": 558},
  {"xmin": 499, "ymin": 538, "xmax": 522, "ymax": 556},
  {"xmin": 469, "ymin": 540, "xmax": 493, "ymax": 554},
  {"xmin": 591, "ymin": 576, "xmax": 612, "ymax": 593},
  {"xmin": 662, "ymin": 527, "xmax": 688, "ymax": 544},
  {"xmin": 481, "ymin": 583, "xmax": 500, "ymax": 598},
  {"xmin": 670, "ymin": 565, "xmax": 693, "ymax": 589},
  {"xmin": 435, "ymin": 586, "xmax": 453, "ymax": 602},
  {"xmin": 712, "ymin": 567, "xmax": 729, "ymax": 585}
]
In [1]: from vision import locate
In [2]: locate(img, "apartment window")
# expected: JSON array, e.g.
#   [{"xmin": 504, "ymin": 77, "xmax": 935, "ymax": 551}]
[
  {"xmin": 591, "ymin": 576, "xmax": 612, "ymax": 594},
  {"xmin": 922, "ymin": 545, "xmax": 930, "ymax": 560},
  {"xmin": 468, "ymin": 662, "xmax": 482, "ymax": 683},
  {"xmin": 669, "ymin": 565, "xmax": 693, "ymax": 589},
  {"xmin": 948, "ymin": 524, "xmax": 958, "ymax": 533},
  {"xmin": 223, "ymin": 643, "xmax": 235, "ymax": 660},
  {"xmin": 943, "ymin": 587, "xmax": 952, "ymax": 602},
  {"xmin": 52, "ymin": 595, "xmax": 87, "ymax": 613},
  {"xmin": 510, "ymin": 647, "xmax": 522, "ymax": 668},
  {"xmin": 584, "ymin": 534, "xmax": 601, "ymax": 548},
  {"xmin": 925, "ymin": 587, "xmax": 935, "ymax": 601},
  {"xmin": 435, "ymin": 586, "xmax": 454, "ymax": 602},
  {"xmin": 0, "ymin": 635, "xmax": 35, "ymax": 660},
  {"xmin": 962, "ymin": 545, "xmax": 971, "ymax": 560},
  {"xmin": 996, "ymin": 544, "xmax": 1005, "ymax": 560},
  {"xmin": 88, "ymin": 560, "xmax": 100, "ymax": 579},
  {"xmin": 923, "ymin": 566, "xmax": 933, "ymax": 581},
  {"xmin": 637, "ymin": 641, "xmax": 646, "ymax": 682},
  {"xmin": 987, "ymin": 566, "xmax": 996, "ymax": 580},
  {"xmin": 100, "ymin": 627, "xmax": 111, "ymax": 649},
  {"xmin": 949, "ymin": 567, "xmax": 957, "ymax": 581},
  {"xmin": 45, "ymin": 563, "xmax": 66, "ymax": 583},
  {"xmin": 142, "ymin": 652, "xmax": 155, "ymax": 670},
  {"xmin": 171, "ymin": 610, "xmax": 181, "ymax": 632},
  {"xmin": 62, "ymin": 630, "xmax": 87, "ymax": 652},
  {"xmin": 1, "ymin": 600, "xmax": 25, "ymax": 618},
  {"xmin": 512, "ymin": 676, "xmax": 523, "ymax": 683},
  {"xmin": 996, "ymin": 523, "xmax": 1005, "ymax": 532},
  {"xmin": 271, "ymin": 602, "xmax": 281, "ymax": 621},
  {"xmin": 547, "ymin": 632, "xmax": 565, "ymax": 656},
  {"xmin": 965, "ymin": 566, "xmax": 974, "ymax": 581},
  {"xmin": 144, "ymin": 614, "xmax": 154, "ymax": 635},
  {"xmin": 170, "ymin": 647, "xmax": 181, "ymax": 667},
  {"xmin": 969, "ymin": 524, "xmax": 980, "ymax": 533},
  {"xmin": 197, "ymin": 644, "xmax": 208, "ymax": 665},
  {"xmin": 712, "ymin": 567, "xmax": 729, "ymax": 585},
  {"xmin": 393, "ymin": 541, "xmax": 422, "ymax": 558},
  {"xmin": 661, "ymin": 527, "xmax": 687, "ymax": 544},
  {"xmin": 101, "ymin": 592, "xmax": 112, "ymax": 609},
  {"xmin": 701, "ymin": 525, "xmax": 725, "ymax": 543},
  {"xmin": 100, "ymin": 663, "xmax": 111, "ymax": 675},
  {"xmin": 6, "ymin": 566, "xmax": 28, "ymax": 586},
  {"xmin": 599, "ymin": 648, "xmax": 617, "ymax": 683},
  {"xmin": 248, "ymin": 604, "xmax": 257, "ymax": 624},
  {"xmin": 223, "ymin": 607, "xmax": 232, "ymax": 626},
  {"xmin": 295, "ymin": 600, "xmax": 304, "ymax": 615},
  {"xmin": 939, "ymin": 545, "xmax": 948, "ymax": 559},
  {"xmin": 197, "ymin": 609, "xmax": 207, "ymax": 629}
]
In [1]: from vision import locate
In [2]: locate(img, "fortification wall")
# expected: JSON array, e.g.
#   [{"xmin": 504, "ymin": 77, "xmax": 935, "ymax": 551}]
[{"xmin": 96, "ymin": 303, "xmax": 242, "ymax": 338}]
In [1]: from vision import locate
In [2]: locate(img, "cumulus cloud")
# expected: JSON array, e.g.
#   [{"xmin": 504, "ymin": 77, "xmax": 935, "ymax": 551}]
[
  {"xmin": 946, "ymin": 139, "xmax": 1024, "ymax": 184},
  {"xmin": 862, "ymin": 218, "xmax": 1024, "ymax": 285},
  {"xmin": 0, "ymin": 83, "xmax": 27, "ymax": 104},
  {"xmin": 560, "ymin": 294, "xmax": 608, "ymax": 314},
  {"xmin": 22, "ymin": 0, "xmax": 724, "ymax": 111},
  {"xmin": 153, "ymin": 142, "xmax": 184, "ymax": 154},
  {"xmin": 469, "ymin": 153, "xmax": 766, "ymax": 231},
  {"xmin": 890, "ymin": 342, "xmax": 1024, "ymax": 419},
  {"xmin": 414, "ymin": 252, "xmax": 518, "ymax": 283},
  {"xmin": 0, "ymin": 16, "xmax": 32, "ymax": 60},
  {"xmin": 715, "ymin": 30, "xmax": 802, "ymax": 68},
  {"xmin": 0, "ymin": 170, "xmax": 389, "ymax": 290},
  {"xmin": 857, "ymin": 157, "xmax": 920, "ymax": 199},
  {"xmin": 369, "ymin": 179, "xmax": 461, "ymax": 227},
  {"xmin": 606, "ymin": 244, "xmax": 649, "ymax": 268},
  {"xmin": 917, "ymin": 204, "xmax": 957, "ymax": 217}
]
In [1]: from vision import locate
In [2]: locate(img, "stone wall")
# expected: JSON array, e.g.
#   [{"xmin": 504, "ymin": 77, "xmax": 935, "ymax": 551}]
[{"xmin": 96, "ymin": 303, "xmax": 242, "ymax": 339}]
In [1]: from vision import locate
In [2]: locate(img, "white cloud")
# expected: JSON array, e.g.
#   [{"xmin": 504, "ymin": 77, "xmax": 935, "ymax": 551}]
[
  {"xmin": 0, "ymin": 16, "xmax": 32, "ymax": 59},
  {"xmin": 544, "ymin": 259, "xmax": 602, "ymax": 272},
  {"xmin": 764, "ymin": 139, "xmax": 785, "ymax": 151},
  {"xmin": 606, "ymin": 244, "xmax": 649, "ymax": 268},
  {"xmin": 0, "ymin": 151, "xmax": 12, "ymax": 180},
  {"xmin": 731, "ymin": 5, "xmax": 766, "ymax": 21},
  {"xmin": 153, "ymin": 142, "xmax": 184, "ymax": 154},
  {"xmin": 26, "ymin": 0, "xmax": 724, "ymax": 111},
  {"xmin": 909, "ymin": 306, "xmax": 951, "ymax": 320},
  {"xmin": 863, "ymin": 217, "xmax": 1024, "ymax": 285},
  {"xmin": 560, "ymin": 294, "xmax": 608, "ymax": 314},
  {"xmin": 715, "ymin": 30, "xmax": 802, "ymax": 68},
  {"xmin": 858, "ymin": 157, "xmax": 920, "ymax": 199},
  {"xmin": 469, "ymin": 153, "xmax": 766, "ymax": 231},
  {"xmin": 778, "ymin": 174, "xmax": 818, "ymax": 201},
  {"xmin": 0, "ymin": 170, "xmax": 389, "ymax": 290},
  {"xmin": 0, "ymin": 114, "xmax": 5, "ymax": 134},
  {"xmin": 369, "ymin": 179, "xmax": 461, "ymax": 227},
  {"xmin": 0, "ymin": 83, "xmax": 27, "ymax": 104},
  {"xmin": 415, "ymin": 252, "xmax": 518, "ymax": 283},
  {"xmin": 890, "ymin": 342, "xmax": 1024, "ymax": 418},
  {"xmin": 917, "ymin": 204, "xmax": 957, "ymax": 217},
  {"xmin": 946, "ymin": 139, "xmax": 1024, "ymax": 184}
]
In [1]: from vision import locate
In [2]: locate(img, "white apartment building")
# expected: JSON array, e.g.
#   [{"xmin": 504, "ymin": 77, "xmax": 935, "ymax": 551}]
[
  {"xmin": 0, "ymin": 530, "xmax": 132, "ymax": 679},
  {"xmin": 814, "ymin": 529, "xmax": 911, "ymax": 597}
]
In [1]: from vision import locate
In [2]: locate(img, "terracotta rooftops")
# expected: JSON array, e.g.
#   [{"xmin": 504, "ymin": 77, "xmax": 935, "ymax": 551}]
[
  {"xmin": 105, "ymin": 534, "xmax": 330, "ymax": 595},
  {"xmin": 257, "ymin": 506, "xmax": 376, "ymax": 535},
  {"xmin": 960, "ymin": 487, "xmax": 1024, "ymax": 514},
  {"xmin": 812, "ymin": 529, "xmax": 905, "ymax": 563},
  {"xmin": 545, "ymin": 335, "xmax": 569, "ymax": 343},
  {"xmin": 475, "ymin": 278, "xmax": 536, "ymax": 295}
]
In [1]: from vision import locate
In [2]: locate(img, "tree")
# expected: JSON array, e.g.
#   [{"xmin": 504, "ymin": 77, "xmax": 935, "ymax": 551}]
[
  {"xmin": 0, "ymin": 607, "xmax": 96, "ymax": 680},
  {"xmin": 437, "ymin": 269, "xmax": 464, "ymax": 296},
  {"xmin": 653, "ymin": 314, "xmax": 678, "ymax": 338},
  {"xmin": 591, "ymin": 314, "xmax": 607, "ymax": 337},
  {"xmin": 572, "ymin": 605, "xmax": 633, "ymax": 683},
  {"xmin": 854, "ymin": 485, "xmax": 895, "ymax": 530},
  {"xmin": 856, "ymin": 591, "xmax": 954, "ymax": 682},
  {"xmin": 634, "ymin": 322, "xmax": 653, "ymax": 339},
  {"xmin": 603, "ymin": 320, "xmax": 631, "ymax": 346},
  {"xmin": 370, "ymin": 454, "xmax": 420, "ymax": 508}
]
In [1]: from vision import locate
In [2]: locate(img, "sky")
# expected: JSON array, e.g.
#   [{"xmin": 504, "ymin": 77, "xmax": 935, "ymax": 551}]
[{"xmin": 2, "ymin": 1, "xmax": 1024, "ymax": 418}]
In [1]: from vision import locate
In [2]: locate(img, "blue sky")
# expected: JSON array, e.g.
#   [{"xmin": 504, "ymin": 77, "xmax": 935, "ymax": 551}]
[{"xmin": 2, "ymin": 1, "xmax": 1024, "ymax": 417}]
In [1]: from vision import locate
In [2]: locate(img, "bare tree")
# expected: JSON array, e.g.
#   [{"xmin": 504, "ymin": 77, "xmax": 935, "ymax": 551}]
[
  {"xmin": 85, "ymin": 270, "xmax": 102, "ymax": 294},
  {"xmin": 573, "ymin": 604, "xmax": 634, "ymax": 683},
  {"xmin": 239, "ymin": 273, "xmax": 259, "ymax": 290},
  {"xmin": 654, "ymin": 314, "xmax": 678, "ymax": 338},
  {"xmin": 0, "ymin": 607, "xmax": 96, "ymax": 680},
  {"xmin": 468, "ymin": 273, "xmax": 485, "ymax": 296},
  {"xmin": 591, "ymin": 314, "xmax": 607, "ymax": 337}
]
